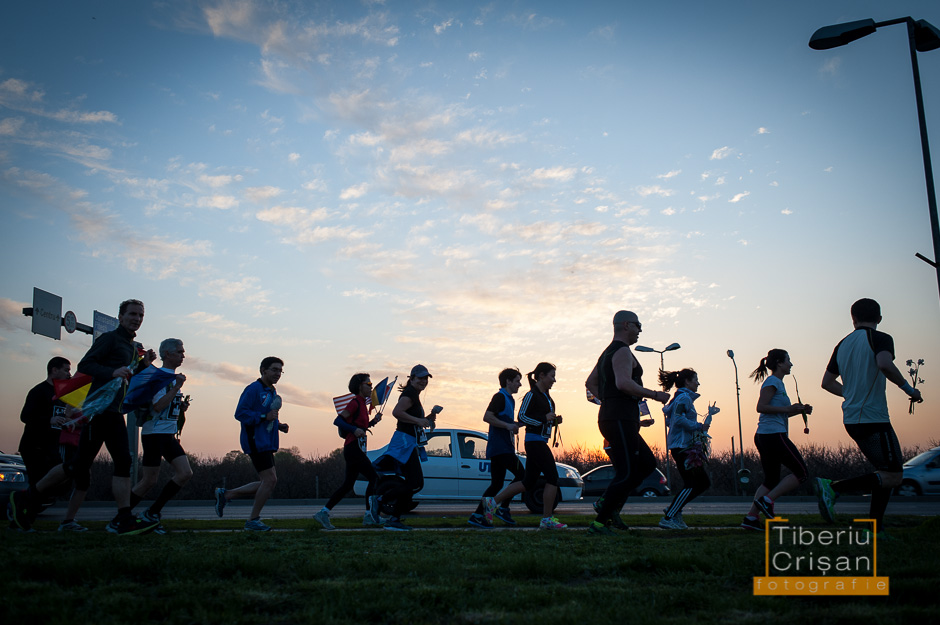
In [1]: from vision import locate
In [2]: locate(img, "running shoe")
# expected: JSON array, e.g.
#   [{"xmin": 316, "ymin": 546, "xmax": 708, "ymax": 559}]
[
  {"xmin": 539, "ymin": 516, "xmax": 567, "ymax": 530},
  {"xmin": 587, "ymin": 520, "xmax": 614, "ymax": 536},
  {"xmin": 142, "ymin": 510, "xmax": 167, "ymax": 535},
  {"xmin": 106, "ymin": 520, "xmax": 120, "ymax": 534},
  {"xmin": 482, "ymin": 497, "xmax": 497, "ymax": 523},
  {"xmin": 753, "ymin": 496, "xmax": 776, "ymax": 519},
  {"xmin": 815, "ymin": 477, "xmax": 837, "ymax": 524},
  {"xmin": 740, "ymin": 516, "xmax": 763, "ymax": 531},
  {"xmin": 592, "ymin": 497, "xmax": 604, "ymax": 515},
  {"xmin": 363, "ymin": 512, "xmax": 383, "ymax": 527},
  {"xmin": 383, "ymin": 517, "xmax": 412, "ymax": 531},
  {"xmin": 244, "ymin": 518, "xmax": 272, "ymax": 532},
  {"xmin": 214, "ymin": 487, "xmax": 227, "ymax": 518},
  {"xmin": 368, "ymin": 495, "xmax": 382, "ymax": 525},
  {"xmin": 494, "ymin": 506, "xmax": 517, "ymax": 526},
  {"xmin": 58, "ymin": 520, "xmax": 89, "ymax": 533},
  {"xmin": 675, "ymin": 512, "xmax": 689, "ymax": 530},
  {"xmin": 658, "ymin": 516, "xmax": 685, "ymax": 530},
  {"xmin": 609, "ymin": 514, "xmax": 629, "ymax": 531},
  {"xmin": 116, "ymin": 515, "xmax": 159, "ymax": 536},
  {"xmin": 467, "ymin": 513, "xmax": 493, "ymax": 529},
  {"xmin": 313, "ymin": 509, "xmax": 335, "ymax": 530},
  {"xmin": 8, "ymin": 491, "xmax": 30, "ymax": 531}
]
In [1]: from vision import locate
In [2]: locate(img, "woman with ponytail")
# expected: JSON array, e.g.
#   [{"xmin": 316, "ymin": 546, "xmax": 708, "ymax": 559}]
[
  {"xmin": 485, "ymin": 362, "xmax": 566, "ymax": 529},
  {"xmin": 658, "ymin": 368, "xmax": 718, "ymax": 530},
  {"xmin": 741, "ymin": 349, "xmax": 813, "ymax": 531}
]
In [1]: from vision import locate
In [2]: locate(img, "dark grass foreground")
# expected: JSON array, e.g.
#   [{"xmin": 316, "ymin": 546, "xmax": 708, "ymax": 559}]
[{"xmin": 2, "ymin": 515, "xmax": 937, "ymax": 625}]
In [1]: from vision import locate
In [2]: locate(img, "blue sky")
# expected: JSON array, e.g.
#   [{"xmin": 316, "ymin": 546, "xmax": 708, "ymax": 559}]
[{"xmin": 1, "ymin": 0, "xmax": 938, "ymax": 460}]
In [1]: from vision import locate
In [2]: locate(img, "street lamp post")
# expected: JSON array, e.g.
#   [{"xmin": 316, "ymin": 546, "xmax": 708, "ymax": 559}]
[
  {"xmin": 635, "ymin": 342, "xmax": 680, "ymax": 487},
  {"xmin": 726, "ymin": 350, "xmax": 750, "ymax": 491},
  {"xmin": 810, "ymin": 17, "xmax": 940, "ymax": 308}
]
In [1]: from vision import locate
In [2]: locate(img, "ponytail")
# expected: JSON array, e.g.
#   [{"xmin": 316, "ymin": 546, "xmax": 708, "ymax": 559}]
[
  {"xmin": 659, "ymin": 368, "xmax": 696, "ymax": 391},
  {"xmin": 527, "ymin": 362, "xmax": 556, "ymax": 390},
  {"xmin": 750, "ymin": 349, "xmax": 788, "ymax": 383}
]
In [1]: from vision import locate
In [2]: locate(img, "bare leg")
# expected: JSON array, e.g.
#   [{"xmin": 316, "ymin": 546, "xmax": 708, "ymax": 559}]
[
  {"xmin": 169, "ymin": 455, "xmax": 194, "ymax": 486},
  {"xmin": 63, "ymin": 489, "xmax": 87, "ymax": 521},
  {"xmin": 131, "ymin": 466, "xmax": 161, "ymax": 498},
  {"xmin": 250, "ymin": 467, "xmax": 277, "ymax": 519},
  {"xmin": 493, "ymin": 481, "xmax": 525, "ymax": 507}
]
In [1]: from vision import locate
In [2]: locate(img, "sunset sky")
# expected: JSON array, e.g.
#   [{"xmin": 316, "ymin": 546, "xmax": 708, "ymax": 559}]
[{"xmin": 1, "ymin": 0, "xmax": 938, "ymax": 465}]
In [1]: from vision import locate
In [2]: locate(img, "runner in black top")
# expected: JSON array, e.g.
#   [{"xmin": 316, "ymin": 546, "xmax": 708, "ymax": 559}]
[
  {"xmin": 468, "ymin": 367, "xmax": 523, "ymax": 529},
  {"xmin": 485, "ymin": 363, "xmax": 566, "ymax": 529},
  {"xmin": 585, "ymin": 310, "xmax": 669, "ymax": 536},
  {"xmin": 10, "ymin": 299, "xmax": 159, "ymax": 535},
  {"xmin": 380, "ymin": 364, "xmax": 436, "ymax": 531}
]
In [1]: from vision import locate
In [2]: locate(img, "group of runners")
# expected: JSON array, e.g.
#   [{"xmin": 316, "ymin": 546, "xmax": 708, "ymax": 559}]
[{"xmin": 8, "ymin": 297, "xmax": 924, "ymax": 535}]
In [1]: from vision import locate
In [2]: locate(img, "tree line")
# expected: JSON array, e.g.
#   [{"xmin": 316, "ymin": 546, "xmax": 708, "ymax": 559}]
[{"xmin": 69, "ymin": 440, "xmax": 934, "ymax": 502}]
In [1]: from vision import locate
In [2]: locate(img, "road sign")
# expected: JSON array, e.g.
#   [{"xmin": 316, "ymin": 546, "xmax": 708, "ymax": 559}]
[
  {"xmin": 93, "ymin": 310, "xmax": 118, "ymax": 342},
  {"xmin": 31, "ymin": 288, "xmax": 62, "ymax": 340}
]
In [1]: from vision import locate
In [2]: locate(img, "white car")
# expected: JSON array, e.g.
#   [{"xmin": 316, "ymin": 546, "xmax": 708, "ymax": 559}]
[
  {"xmin": 353, "ymin": 428, "xmax": 583, "ymax": 513},
  {"xmin": 897, "ymin": 446, "xmax": 940, "ymax": 496}
]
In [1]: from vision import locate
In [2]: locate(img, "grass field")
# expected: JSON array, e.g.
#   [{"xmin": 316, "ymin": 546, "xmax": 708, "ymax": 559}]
[{"xmin": 3, "ymin": 514, "xmax": 937, "ymax": 625}]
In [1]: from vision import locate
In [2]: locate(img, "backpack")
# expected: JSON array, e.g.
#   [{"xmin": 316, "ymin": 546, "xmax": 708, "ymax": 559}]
[{"xmin": 336, "ymin": 396, "xmax": 362, "ymax": 438}]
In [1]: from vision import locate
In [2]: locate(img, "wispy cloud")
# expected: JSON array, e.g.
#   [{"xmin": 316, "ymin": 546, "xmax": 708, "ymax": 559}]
[
  {"xmin": 710, "ymin": 146, "xmax": 735, "ymax": 160},
  {"xmin": 729, "ymin": 191, "xmax": 750, "ymax": 203},
  {"xmin": 636, "ymin": 185, "xmax": 674, "ymax": 198}
]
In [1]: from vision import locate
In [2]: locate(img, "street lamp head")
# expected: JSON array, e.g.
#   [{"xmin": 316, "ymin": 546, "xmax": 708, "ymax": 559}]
[
  {"xmin": 727, "ymin": 349, "xmax": 735, "ymax": 359},
  {"xmin": 634, "ymin": 345, "xmax": 655, "ymax": 353},
  {"xmin": 809, "ymin": 18, "xmax": 876, "ymax": 50},
  {"xmin": 915, "ymin": 19, "xmax": 940, "ymax": 52},
  {"xmin": 664, "ymin": 343, "xmax": 681, "ymax": 352}
]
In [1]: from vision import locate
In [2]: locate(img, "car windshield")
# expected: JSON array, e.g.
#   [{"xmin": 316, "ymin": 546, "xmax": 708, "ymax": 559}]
[{"xmin": 904, "ymin": 449, "xmax": 940, "ymax": 466}]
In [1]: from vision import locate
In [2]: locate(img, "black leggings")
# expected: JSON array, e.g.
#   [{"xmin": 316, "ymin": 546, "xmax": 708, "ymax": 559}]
[
  {"xmin": 484, "ymin": 453, "xmax": 524, "ymax": 496},
  {"xmin": 522, "ymin": 440, "xmax": 558, "ymax": 491},
  {"xmin": 845, "ymin": 422, "xmax": 903, "ymax": 472},
  {"xmin": 663, "ymin": 448, "xmax": 711, "ymax": 518},
  {"xmin": 326, "ymin": 443, "xmax": 378, "ymax": 509},
  {"xmin": 596, "ymin": 419, "xmax": 657, "ymax": 521},
  {"xmin": 754, "ymin": 432, "xmax": 808, "ymax": 489},
  {"xmin": 474, "ymin": 453, "xmax": 524, "ymax": 514},
  {"xmin": 67, "ymin": 410, "xmax": 132, "ymax": 490},
  {"xmin": 381, "ymin": 449, "xmax": 425, "ymax": 517}
]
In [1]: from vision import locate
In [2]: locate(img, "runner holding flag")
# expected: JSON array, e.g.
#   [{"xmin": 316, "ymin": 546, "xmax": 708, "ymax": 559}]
[{"xmin": 314, "ymin": 373, "xmax": 385, "ymax": 530}]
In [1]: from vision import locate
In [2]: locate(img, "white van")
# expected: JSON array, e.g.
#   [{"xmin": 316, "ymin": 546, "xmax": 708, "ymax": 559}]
[{"xmin": 353, "ymin": 428, "xmax": 583, "ymax": 513}]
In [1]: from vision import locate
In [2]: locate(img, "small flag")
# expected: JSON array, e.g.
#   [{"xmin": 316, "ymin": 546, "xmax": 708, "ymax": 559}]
[
  {"xmin": 334, "ymin": 392, "xmax": 372, "ymax": 415},
  {"xmin": 121, "ymin": 365, "xmax": 179, "ymax": 413},
  {"xmin": 76, "ymin": 378, "xmax": 124, "ymax": 421},
  {"xmin": 585, "ymin": 388, "xmax": 601, "ymax": 405},
  {"xmin": 54, "ymin": 373, "xmax": 94, "ymax": 408},
  {"xmin": 370, "ymin": 377, "xmax": 392, "ymax": 410}
]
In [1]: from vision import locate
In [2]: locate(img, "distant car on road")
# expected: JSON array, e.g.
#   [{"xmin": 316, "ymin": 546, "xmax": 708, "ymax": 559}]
[
  {"xmin": 898, "ymin": 446, "xmax": 940, "ymax": 496},
  {"xmin": 353, "ymin": 428, "xmax": 583, "ymax": 513},
  {"xmin": 0, "ymin": 452, "xmax": 28, "ymax": 499},
  {"xmin": 580, "ymin": 464, "xmax": 670, "ymax": 498}
]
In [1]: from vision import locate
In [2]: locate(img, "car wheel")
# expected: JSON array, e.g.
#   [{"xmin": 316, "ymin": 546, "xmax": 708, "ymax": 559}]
[
  {"xmin": 896, "ymin": 481, "xmax": 920, "ymax": 497},
  {"xmin": 639, "ymin": 488, "xmax": 659, "ymax": 498},
  {"xmin": 375, "ymin": 475, "xmax": 406, "ymax": 515},
  {"xmin": 523, "ymin": 483, "xmax": 560, "ymax": 514}
]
